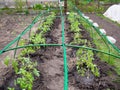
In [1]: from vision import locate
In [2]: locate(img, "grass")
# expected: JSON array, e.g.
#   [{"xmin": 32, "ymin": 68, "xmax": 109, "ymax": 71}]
[{"xmin": 0, "ymin": 8, "xmax": 25, "ymax": 14}]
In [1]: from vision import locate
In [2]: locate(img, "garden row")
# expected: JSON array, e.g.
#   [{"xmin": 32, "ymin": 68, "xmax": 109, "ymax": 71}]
[
  {"xmin": 1, "ymin": 11, "xmax": 120, "ymax": 90},
  {"xmin": 66, "ymin": 12, "xmax": 119, "ymax": 89},
  {"xmin": 3, "ymin": 12, "xmax": 57, "ymax": 90}
]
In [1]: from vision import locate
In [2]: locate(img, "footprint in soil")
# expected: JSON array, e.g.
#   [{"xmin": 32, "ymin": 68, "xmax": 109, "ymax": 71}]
[{"xmin": 74, "ymin": 71, "xmax": 94, "ymax": 85}]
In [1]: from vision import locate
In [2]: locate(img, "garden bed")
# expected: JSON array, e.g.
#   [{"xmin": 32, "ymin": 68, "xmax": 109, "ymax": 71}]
[
  {"xmin": 65, "ymin": 17, "xmax": 120, "ymax": 89},
  {"xmin": 0, "ymin": 12, "xmax": 120, "ymax": 90}
]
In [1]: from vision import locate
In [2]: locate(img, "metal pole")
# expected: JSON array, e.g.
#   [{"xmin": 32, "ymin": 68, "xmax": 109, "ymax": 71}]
[{"xmin": 64, "ymin": 0, "xmax": 67, "ymax": 14}]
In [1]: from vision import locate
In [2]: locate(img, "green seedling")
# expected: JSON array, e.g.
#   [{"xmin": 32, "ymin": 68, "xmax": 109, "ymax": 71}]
[
  {"xmin": 4, "ymin": 56, "xmax": 10, "ymax": 66},
  {"xmin": 30, "ymin": 33, "xmax": 45, "ymax": 44},
  {"xmin": 8, "ymin": 57, "xmax": 40, "ymax": 90},
  {"xmin": 18, "ymin": 39, "xmax": 26, "ymax": 46},
  {"xmin": 8, "ymin": 87, "xmax": 15, "ymax": 90},
  {"xmin": 76, "ymin": 48, "xmax": 100, "ymax": 77},
  {"xmin": 21, "ymin": 47, "xmax": 36, "ymax": 56}
]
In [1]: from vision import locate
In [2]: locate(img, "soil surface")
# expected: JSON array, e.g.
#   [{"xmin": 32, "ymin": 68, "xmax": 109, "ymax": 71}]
[
  {"xmin": 32, "ymin": 18, "xmax": 64, "ymax": 90},
  {"xmin": 0, "ymin": 14, "xmax": 36, "ymax": 50},
  {"xmin": 86, "ymin": 14, "xmax": 120, "ymax": 49}
]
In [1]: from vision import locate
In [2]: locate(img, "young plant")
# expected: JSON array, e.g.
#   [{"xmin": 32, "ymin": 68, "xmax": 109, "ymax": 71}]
[
  {"xmin": 6, "ymin": 57, "xmax": 40, "ymax": 90},
  {"xmin": 71, "ymin": 32, "xmax": 87, "ymax": 45},
  {"xmin": 76, "ymin": 47, "xmax": 100, "ymax": 77},
  {"xmin": 18, "ymin": 57, "xmax": 39, "ymax": 89},
  {"xmin": 30, "ymin": 33, "xmax": 45, "ymax": 45},
  {"xmin": 68, "ymin": 12, "xmax": 77, "ymax": 23},
  {"xmin": 38, "ymin": 12, "xmax": 56, "ymax": 33},
  {"xmin": 71, "ymin": 21, "xmax": 81, "ymax": 32},
  {"xmin": 68, "ymin": 12, "xmax": 86, "ymax": 45},
  {"xmin": 8, "ymin": 87, "xmax": 15, "ymax": 90},
  {"xmin": 41, "ymin": 24, "xmax": 50, "ymax": 33},
  {"xmin": 4, "ymin": 56, "xmax": 11, "ymax": 66},
  {"xmin": 18, "ymin": 39, "xmax": 26, "ymax": 46},
  {"xmin": 20, "ymin": 47, "xmax": 36, "ymax": 56},
  {"xmin": 68, "ymin": 12, "xmax": 81, "ymax": 32}
]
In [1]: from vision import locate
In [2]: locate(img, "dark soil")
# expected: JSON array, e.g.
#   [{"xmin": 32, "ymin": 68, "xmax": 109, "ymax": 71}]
[{"xmin": 87, "ymin": 14, "xmax": 120, "ymax": 49}]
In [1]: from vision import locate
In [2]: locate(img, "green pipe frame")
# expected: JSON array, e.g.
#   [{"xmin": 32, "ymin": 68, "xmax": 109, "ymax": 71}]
[
  {"xmin": 66, "ymin": 44, "xmax": 120, "ymax": 59},
  {"xmin": 0, "ymin": 4, "xmax": 120, "ymax": 90},
  {"xmin": 2, "ymin": 44, "xmax": 62, "ymax": 53},
  {"xmin": 60, "ymin": 5, "xmax": 68, "ymax": 90},
  {"xmin": 2, "ymin": 43, "xmax": 120, "ymax": 59}
]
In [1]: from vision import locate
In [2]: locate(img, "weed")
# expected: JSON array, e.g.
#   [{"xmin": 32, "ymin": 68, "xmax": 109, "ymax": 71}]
[
  {"xmin": 33, "ymin": 4, "xmax": 44, "ymax": 10},
  {"xmin": 14, "ymin": 0, "xmax": 25, "ymax": 12}
]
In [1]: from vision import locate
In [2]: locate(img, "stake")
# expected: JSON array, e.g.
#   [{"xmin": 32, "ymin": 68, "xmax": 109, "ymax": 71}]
[{"xmin": 64, "ymin": 0, "xmax": 67, "ymax": 14}]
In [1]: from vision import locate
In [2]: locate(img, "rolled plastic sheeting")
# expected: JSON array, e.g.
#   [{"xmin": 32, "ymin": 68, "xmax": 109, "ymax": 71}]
[
  {"xmin": 66, "ymin": 12, "xmax": 70, "ymax": 15},
  {"xmin": 103, "ymin": 4, "xmax": 120, "ymax": 24},
  {"xmin": 93, "ymin": 22, "xmax": 99, "ymax": 27},
  {"xmin": 100, "ymin": 29, "xmax": 106, "ymax": 35},
  {"xmin": 89, "ymin": 19, "xmax": 93, "ymax": 23},
  {"xmin": 107, "ymin": 36, "xmax": 116, "ymax": 44},
  {"xmin": 82, "ymin": 13, "xmax": 85, "ymax": 17},
  {"xmin": 84, "ymin": 16, "xmax": 90, "ymax": 19}
]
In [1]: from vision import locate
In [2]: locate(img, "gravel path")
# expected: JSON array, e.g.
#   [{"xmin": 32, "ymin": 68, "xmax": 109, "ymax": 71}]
[{"xmin": 87, "ymin": 14, "xmax": 120, "ymax": 49}]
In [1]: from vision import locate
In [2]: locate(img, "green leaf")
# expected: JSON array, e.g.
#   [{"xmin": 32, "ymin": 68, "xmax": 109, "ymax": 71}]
[
  {"xmin": 18, "ymin": 39, "xmax": 26, "ymax": 46},
  {"xmin": 12, "ymin": 60, "xmax": 18, "ymax": 73},
  {"xmin": 33, "ymin": 68, "xmax": 40, "ymax": 77},
  {"xmin": 4, "ymin": 56, "xmax": 10, "ymax": 66},
  {"xmin": 8, "ymin": 87, "xmax": 15, "ymax": 90}
]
